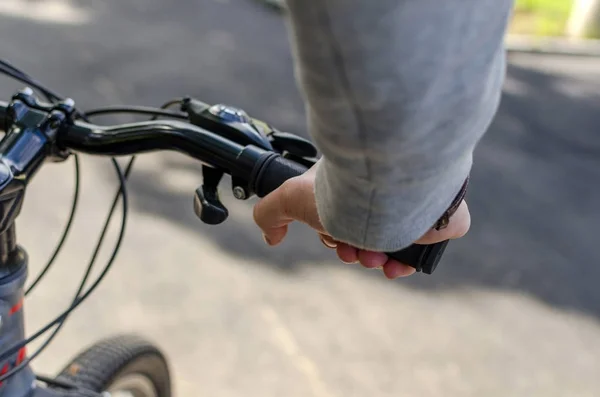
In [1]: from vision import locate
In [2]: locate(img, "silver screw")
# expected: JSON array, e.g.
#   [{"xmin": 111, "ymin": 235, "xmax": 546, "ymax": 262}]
[{"xmin": 233, "ymin": 186, "xmax": 246, "ymax": 200}]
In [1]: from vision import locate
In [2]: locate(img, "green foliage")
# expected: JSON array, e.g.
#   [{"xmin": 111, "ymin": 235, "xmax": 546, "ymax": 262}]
[{"xmin": 511, "ymin": 0, "xmax": 574, "ymax": 36}]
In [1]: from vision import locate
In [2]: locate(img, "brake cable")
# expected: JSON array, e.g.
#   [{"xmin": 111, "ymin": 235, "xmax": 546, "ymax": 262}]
[
  {"xmin": 0, "ymin": 104, "xmax": 185, "ymax": 371},
  {"xmin": 0, "ymin": 157, "xmax": 128, "ymax": 382},
  {"xmin": 1, "ymin": 63, "xmax": 83, "ymax": 299},
  {"xmin": 0, "ymin": 60, "xmax": 62, "ymax": 102},
  {"xmin": 25, "ymin": 155, "xmax": 81, "ymax": 296},
  {"xmin": 4, "ymin": 102, "xmax": 186, "ymax": 379},
  {"xmin": 0, "ymin": 60, "xmax": 184, "ymax": 382}
]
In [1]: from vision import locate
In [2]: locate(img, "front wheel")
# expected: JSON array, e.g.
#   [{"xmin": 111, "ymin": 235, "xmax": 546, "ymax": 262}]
[{"xmin": 55, "ymin": 334, "xmax": 171, "ymax": 397}]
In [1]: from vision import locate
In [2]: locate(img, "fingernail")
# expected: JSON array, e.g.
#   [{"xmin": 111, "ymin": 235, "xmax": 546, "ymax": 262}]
[{"xmin": 262, "ymin": 234, "xmax": 273, "ymax": 246}]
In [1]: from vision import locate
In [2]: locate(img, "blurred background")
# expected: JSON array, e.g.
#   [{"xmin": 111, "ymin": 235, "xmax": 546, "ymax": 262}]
[
  {"xmin": 512, "ymin": 0, "xmax": 593, "ymax": 37},
  {"xmin": 1, "ymin": 0, "xmax": 599, "ymax": 396}
]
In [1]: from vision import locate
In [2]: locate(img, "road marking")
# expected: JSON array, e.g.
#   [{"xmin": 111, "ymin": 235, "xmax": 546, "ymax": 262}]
[{"xmin": 259, "ymin": 304, "xmax": 337, "ymax": 397}]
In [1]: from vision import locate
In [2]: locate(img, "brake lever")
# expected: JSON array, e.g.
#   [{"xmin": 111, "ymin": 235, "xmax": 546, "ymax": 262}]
[{"xmin": 193, "ymin": 166, "xmax": 229, "ymax": 225}]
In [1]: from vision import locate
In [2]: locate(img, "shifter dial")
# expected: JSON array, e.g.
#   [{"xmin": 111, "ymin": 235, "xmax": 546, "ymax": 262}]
[{"xmin": 208, "ymin": 104, "xmax": 250, "ymax": 124}]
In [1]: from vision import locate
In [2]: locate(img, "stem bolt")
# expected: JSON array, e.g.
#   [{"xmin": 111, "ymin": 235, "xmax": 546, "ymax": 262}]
[{"xmin": 233, "ymin": 186, "xmax": 247, "ymax": 200}]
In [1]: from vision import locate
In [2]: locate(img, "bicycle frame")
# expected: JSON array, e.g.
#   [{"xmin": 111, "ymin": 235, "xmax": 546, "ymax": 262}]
[
  {"xmin": 0, "ymin": 242, "xmax": 78, "ymax": 396},
  {"xmin": 0, "ymin": 91, "xmax": 67, "ymax": 396},
  {"xmin": 0, "ymin": 239, "xmax": 37, "ymax": 397}
]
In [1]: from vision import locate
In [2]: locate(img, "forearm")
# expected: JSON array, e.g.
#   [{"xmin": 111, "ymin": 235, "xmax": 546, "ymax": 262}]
[{"xmin": 284, "ymin": 0, "xmax": 513, "ymax": 251}]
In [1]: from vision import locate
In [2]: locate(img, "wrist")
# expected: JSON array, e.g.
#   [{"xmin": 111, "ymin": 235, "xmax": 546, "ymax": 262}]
[{"xmin": 434, "ymin": 176, "xmax": 469, "ymax": 231}]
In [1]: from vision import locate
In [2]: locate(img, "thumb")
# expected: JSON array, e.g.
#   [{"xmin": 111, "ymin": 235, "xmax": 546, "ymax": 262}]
[{"xmin": 253, "ymin": 173, "xmax": 323, "ymax": 246}]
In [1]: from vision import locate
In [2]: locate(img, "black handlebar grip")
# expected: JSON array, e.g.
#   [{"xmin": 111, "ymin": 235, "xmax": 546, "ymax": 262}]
[
  {"xmin": 252, "ymin": 153, "xmax": 309, "ymax": 198},
  {"xmin": 385, "ymin": 240, "xmax": 449, "ymax": 274},
  {"xmin": 250, "ymin": 153, "xmax": 449, "ymax": 274}
]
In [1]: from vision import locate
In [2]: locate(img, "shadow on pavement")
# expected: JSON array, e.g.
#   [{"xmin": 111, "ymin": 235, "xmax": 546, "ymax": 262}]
[
  {"xmin": 404, "ymin": 60, "xmax": 600, "ymax": 315},
  {"xmin": 1, "ymin": 1, "xmax": 599, "ymax": 318}
]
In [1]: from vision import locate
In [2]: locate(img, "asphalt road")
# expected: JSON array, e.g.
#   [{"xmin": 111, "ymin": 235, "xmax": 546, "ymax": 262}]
[{"xmin": 1, "ymin": 1, "xmax": 599, "ymax": 396}]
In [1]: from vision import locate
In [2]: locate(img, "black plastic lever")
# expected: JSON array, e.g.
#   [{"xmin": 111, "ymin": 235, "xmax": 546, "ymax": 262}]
[
  {"xmin": 193, "ymin": 185, "xmax": 228, "ymax": 225},
  {"xmin": 193, "ymin": 166, "xmax": 229, "ymax": 225}
]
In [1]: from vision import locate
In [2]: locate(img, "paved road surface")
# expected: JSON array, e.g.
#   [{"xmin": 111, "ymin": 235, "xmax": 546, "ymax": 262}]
[{"xmin": 1, "ymin": 1, "xmax": 599, "ymax": 396}]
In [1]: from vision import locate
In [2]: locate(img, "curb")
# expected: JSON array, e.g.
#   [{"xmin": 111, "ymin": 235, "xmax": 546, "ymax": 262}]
[{"xmin": 505, "ymin": 35, "xmax": 600, "ymax": 57}]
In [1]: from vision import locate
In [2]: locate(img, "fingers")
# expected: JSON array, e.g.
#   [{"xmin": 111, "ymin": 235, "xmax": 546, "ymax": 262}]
[
  {"xmin": 357, "ymin": 250, "xmax": 415, "ymax": 278},
  {"xmin": 253, "ymin": 173, "xmax": 324, "ymax": 246},
  {"xmin": 382, "ymin": 260, "xmax": 416, "ymax": 279},
  {"xmin": 358, "ymin": 250, "xmax": 388, "ymax": 268},
  {"xmin": 336, "ymin": 243, "xmax": 358, "ymax": 264},
  {"xmin": 332, "ymin": 243, "xmax": 415, "ymax": 279},
  {"xmin": 254, "ymin": 184, "xmax": 292, "ymax": 245},
  {"xmin": 262, "ymin": 225, "xmax": 289, "ymax": 246},
  {"xmin": 345, "ymin": 203, "xmax": 469, "ymax": 279}
]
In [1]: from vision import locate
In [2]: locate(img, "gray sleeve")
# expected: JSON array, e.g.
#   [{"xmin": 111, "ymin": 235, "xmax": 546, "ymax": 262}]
[{"xmin": 283, "ymin": 0, "xmax": 513, "ymax": 252}]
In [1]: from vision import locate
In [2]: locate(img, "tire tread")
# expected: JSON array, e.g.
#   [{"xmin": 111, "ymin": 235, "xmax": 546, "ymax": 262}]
[{"xmin": 55, "ymin": 334, "xmax": 170, "ymax": 396}]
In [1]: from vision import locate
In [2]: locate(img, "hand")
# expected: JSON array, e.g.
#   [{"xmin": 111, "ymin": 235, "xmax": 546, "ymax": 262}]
[{"xmin": 252, "ymin": 167, "xmax": 471, "ymax": 279}]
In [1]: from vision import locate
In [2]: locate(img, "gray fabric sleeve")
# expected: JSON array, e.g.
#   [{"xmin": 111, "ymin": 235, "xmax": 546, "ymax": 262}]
[{"xmin": 283, "ymin": 0, "xmax": 513, "ymax": 251}]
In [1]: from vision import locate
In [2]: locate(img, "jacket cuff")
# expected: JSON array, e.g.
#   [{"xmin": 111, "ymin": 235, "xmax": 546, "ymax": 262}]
[{"xmin": 313, "ymin": 155, "xmax": 472, "ymax": 252}]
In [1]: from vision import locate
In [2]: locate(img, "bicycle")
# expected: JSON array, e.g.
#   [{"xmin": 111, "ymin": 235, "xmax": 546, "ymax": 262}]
[{"xmin": 0, "ymin": 59, "xmax": 449, "ymax": 397}]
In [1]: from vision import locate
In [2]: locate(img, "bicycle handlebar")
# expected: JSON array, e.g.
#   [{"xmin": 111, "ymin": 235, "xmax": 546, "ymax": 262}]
[
  {"xmin": 0, "ymin": 99, "xmax": 264, "ymax": 181},
  {"xmin": 0, "ymin": 89, "xmax": 450, "ymax": 274}
]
